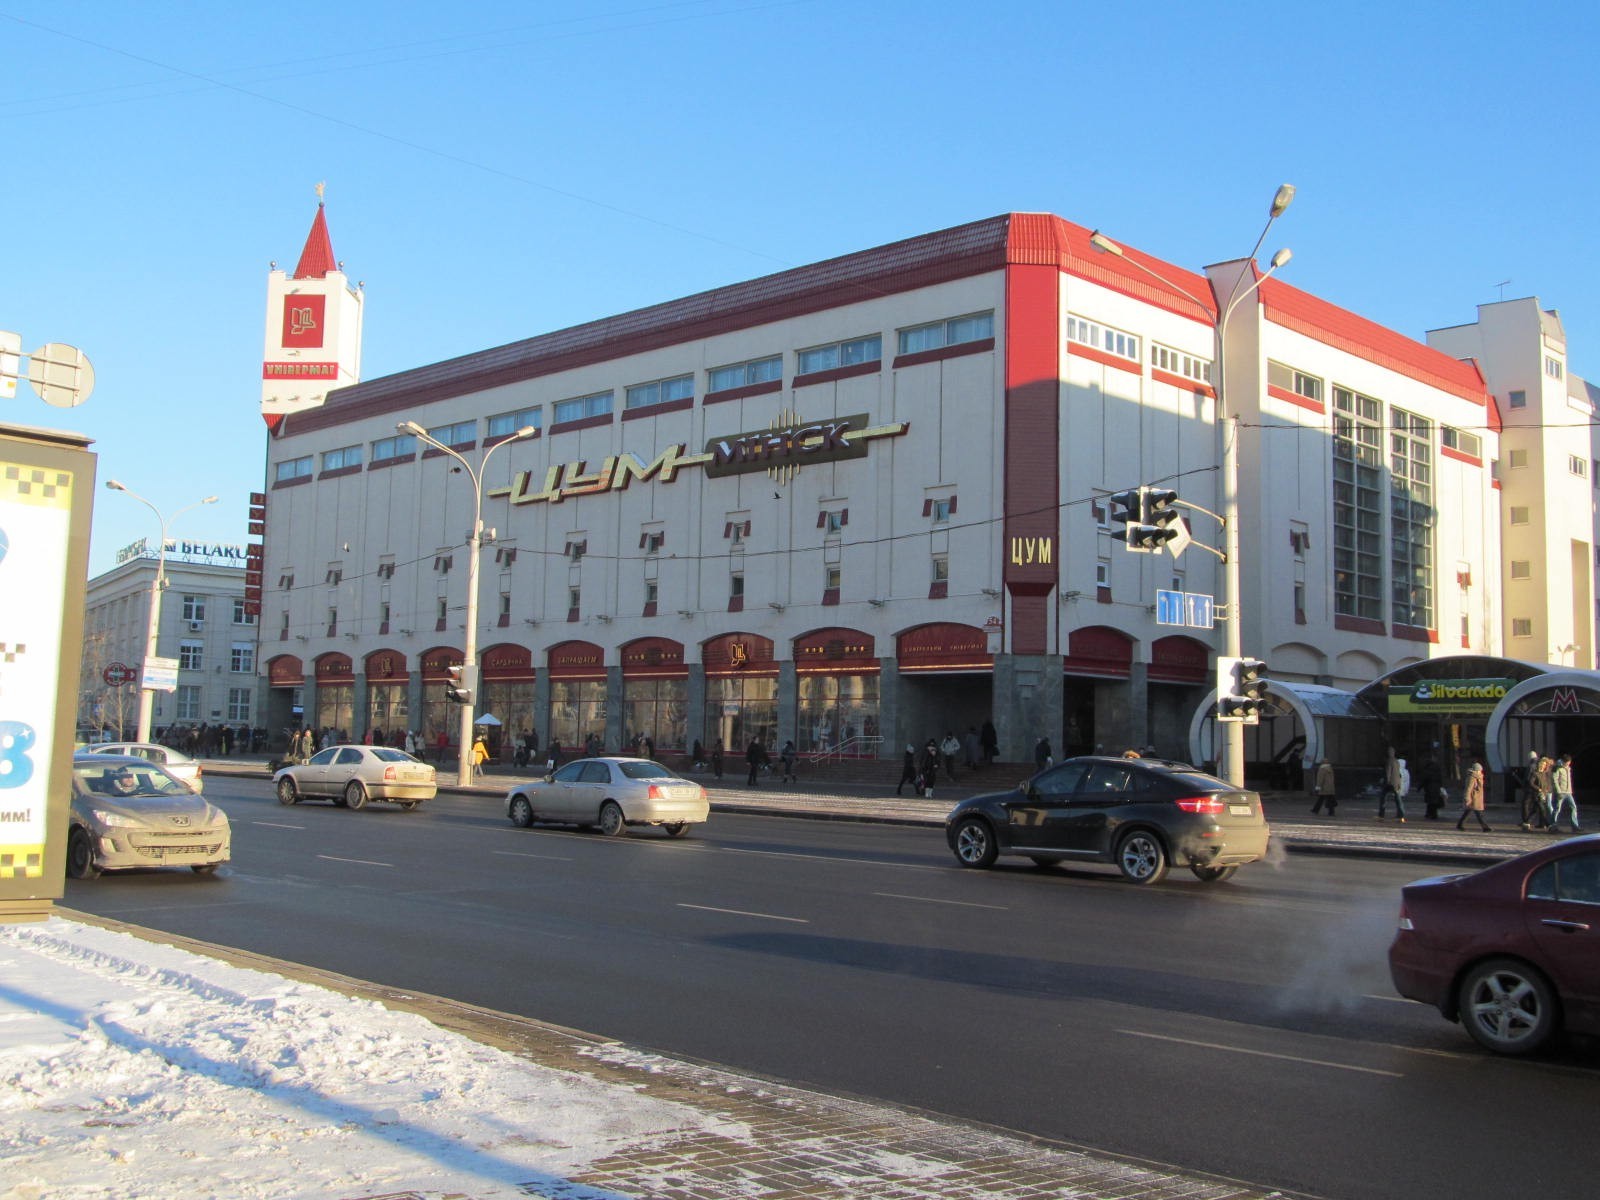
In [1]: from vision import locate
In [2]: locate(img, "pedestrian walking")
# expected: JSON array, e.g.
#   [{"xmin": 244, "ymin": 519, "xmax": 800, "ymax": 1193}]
[
  {"xmin": 711, "ymin": 739, "xmax": 724, "ymax": 779},
  {"xmin": 1518, "ymin": 750, "xmax": 1545, "ymax": 830},
  {"xmin": 745, "ymin": 737, "xmax": 768, "ymax": 786},
  {"xmin": 920, "ymin": 739, "xmax": 941, "ymax": 798},
  {"xmin": 780, "ymin": 739, "xmax": 798, "ymax": 783},
  {"xmin": 963, "ymin": 726, "xmax": 981, "ymax": 771},
  {"xmin": 981, "ymin": 720, "xmax": 998, "ymax": 766},
  {"xmin": 940, "ymin": 732, "xmax": 961, "ymax": 782},
  {"xmin": 1310, "ymin": 760, "xmax": 1337, "ymax": 816},
  {"xmin": 1034, "ymin": 737, "xmax": 1052, "ymax": 771},
  {"xmin": 1380, "ymin": 756, "xmax": 1410, "ymax": 822},
  {"xmin": 1455, "ymin": 761, "xmax": 1491, "ymax": 831},
  {"xmin": 1550, "ymin": 754, "xmax": 1581, "ymax": 833},
  {"xmin": 896, "ymin": 744, "xmax": 918, "ymax": 795},
  {"xmin": 546, "ymin": 737, "xmax": 562, "ymax": 772},
  {"xmin": 1421, "ymin": 757, "xmax": 1444, "ymax": 821},
  {"xmin": 1534, "ymin": 755, "xmax": 1556, "ymax": 829},
  {"xmin": 469, "ymin": 733, "xmax": 490, "ymax": 782},
  {"xmin": 691, "ymin": 739, "xmax": 706, "ymax": 770}
]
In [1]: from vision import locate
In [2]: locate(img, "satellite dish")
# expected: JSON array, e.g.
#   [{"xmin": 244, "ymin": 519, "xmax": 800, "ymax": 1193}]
[{"xmin": 28, "ymin": 342, "xmax": 95, "ymax": 408}]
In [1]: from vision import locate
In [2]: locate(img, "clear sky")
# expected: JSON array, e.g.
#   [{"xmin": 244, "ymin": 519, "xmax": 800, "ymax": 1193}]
[{"xmin": 5, "ymin": 0, "xmax": 1595, "ymax": 576}]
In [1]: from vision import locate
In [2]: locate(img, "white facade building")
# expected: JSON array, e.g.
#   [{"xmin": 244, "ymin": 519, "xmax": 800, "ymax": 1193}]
[
  {"xmin": 257, "ymin": 207, "xmax": 1508, "ymax": 772},
  {"xmin": 81, "ymin": 554, "xmax": 255, "ymax": 738}
]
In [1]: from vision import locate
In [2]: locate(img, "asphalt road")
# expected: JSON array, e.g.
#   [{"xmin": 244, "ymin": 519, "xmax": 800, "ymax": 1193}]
[{"xmin": 66, "ymin": 776, "xmax": 1600, "ymax": 1200}]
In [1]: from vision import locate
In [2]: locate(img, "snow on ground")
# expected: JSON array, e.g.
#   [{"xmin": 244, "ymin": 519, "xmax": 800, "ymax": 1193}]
[{"xmin": 0, "ymin": 918, "xmax": 744, "ymax": 1200}]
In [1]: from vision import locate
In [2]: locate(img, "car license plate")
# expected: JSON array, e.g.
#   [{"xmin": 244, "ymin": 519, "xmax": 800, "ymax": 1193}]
[{"xmin": 1229, "ymin": 804, "xmax": 1252, "ymax": 816}]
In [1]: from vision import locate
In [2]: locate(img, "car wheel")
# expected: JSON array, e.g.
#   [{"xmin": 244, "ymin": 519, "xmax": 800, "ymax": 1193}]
[
  {"xmin": 399, "ymin": 801, "xmax": 419, "ymax": 812},
  {"xmin": 1116, "ymin": 830, "xmax": 1169, "ymax": 885},
  {"xmin": 509, "ymin": 795, "xmax": 534, "ymax": 828},
  {"xmin": 1191, "ymin": 864, "xmax": 1238, "ymax": 883},
  {"xmin": 191, "ymin": 863, "xmax": 219, "ymax": 875},
  {"xmin": 1457, "ymin": 957, "xmax": 1559, "ymax": 1055},
  {"xmin": 662, "ymin": 821, "xmax": 690, "ymax": 838},
  {"xmin": 598, "ymin": 800, "xmax": 626, "ymax": 837},
  {"xmin": 67, "ymin": 828, "xmax": 100, "ymax": 880},
  {"xmin": 951, "ymin": 816, "xmax": 998, "ymax": 869},
  {"xmin": 276, "ymin": 777, "xmax": 299, "ymax": 805},
  {"xmin": 344, "ymin": 781, "xmax": 368, "ymax": 811}
]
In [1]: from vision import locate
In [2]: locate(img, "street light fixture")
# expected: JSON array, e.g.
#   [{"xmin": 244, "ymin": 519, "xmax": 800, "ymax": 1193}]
[
  {"xmin": 1089, "ymin": 183, "xmax": 1294, "ymax": 785},
  {"xmin": 103, "ymin": 481, "xmax": 219, "ymax": 742},
  {"xmin": 398, "ymin": 420, "xmax": 537, "ymax": 784}
]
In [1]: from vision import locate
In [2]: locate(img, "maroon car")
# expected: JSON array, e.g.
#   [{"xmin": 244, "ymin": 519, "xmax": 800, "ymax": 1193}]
[{"xmin": 1389, "ymin": 833, "xmax": 1600, "ymax": 1054}]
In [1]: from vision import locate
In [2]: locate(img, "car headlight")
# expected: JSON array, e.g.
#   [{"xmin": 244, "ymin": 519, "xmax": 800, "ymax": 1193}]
[{"xmin": 91, "ymin": 809, "xmax": 143, "ymax": 828}]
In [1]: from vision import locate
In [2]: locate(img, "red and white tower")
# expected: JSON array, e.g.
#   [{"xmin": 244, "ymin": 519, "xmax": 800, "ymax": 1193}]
[{"xmin": 260, "ymin": 185, "xmax": 364, "ymax": 430}]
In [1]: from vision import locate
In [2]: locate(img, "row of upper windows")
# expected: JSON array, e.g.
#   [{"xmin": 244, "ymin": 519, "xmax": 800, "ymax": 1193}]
[
  {"xmin": 1282, "ymin": 364, "xmax": 1484, "ymax": 460},
  {"xmin": 1067, "ymin": 315, "xmax": 1216, "ymax": 384},
  {"xmin": 274, "ymin": 311, "xmax": 996, "ymax": 483}
]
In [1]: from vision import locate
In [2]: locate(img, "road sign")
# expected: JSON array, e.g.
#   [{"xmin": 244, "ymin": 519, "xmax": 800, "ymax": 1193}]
[
  {"xmin": 27, "ymin": 342, "xmax": 95, "ymax": 408},
  {"xmin": 1185, "ymin": 593, "xmax": 1215, "ymax": 629},
  {"xmin": 1155, "ymin": 590, "xmax": 1185, "ymax": 626},
  {"xmin": 141, "ymin": 655, "xmax": 180, "ymax": 693},
  {"xmin": 102, "ymin": 661, "xmax": 136, "ymax": 687}
]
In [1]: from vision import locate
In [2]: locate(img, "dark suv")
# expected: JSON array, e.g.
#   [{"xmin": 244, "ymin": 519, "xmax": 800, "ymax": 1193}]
[{"xmin": 945, "ymin": 756, "xmax": 1270, "ymax": 884}]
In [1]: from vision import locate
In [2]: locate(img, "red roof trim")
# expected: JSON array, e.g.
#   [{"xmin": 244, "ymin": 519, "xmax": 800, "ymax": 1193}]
[
  {"xmin": 293, "ymin": 205, "xmax": 337, "ymax": 280},
  {"xmin": 1259, "ymin": 278, "xmax": 1488, "ymax": 406},
  {"xmin": 1440, "ymin": 444, "xmax": 1482, "ymax": 468},
  {"xmin": 1067, "ymin": 342, "xmax": 1141, "ymax": 375},
  {"xmin": 1267, "ymin": 382, "xmax": 1326, "ymax": 414}
]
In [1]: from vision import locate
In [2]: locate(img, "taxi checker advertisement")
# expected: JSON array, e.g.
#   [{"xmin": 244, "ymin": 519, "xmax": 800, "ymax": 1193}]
[{"xmin": 0, "ymin": 428, "xmax": 94, "ymax": 919}]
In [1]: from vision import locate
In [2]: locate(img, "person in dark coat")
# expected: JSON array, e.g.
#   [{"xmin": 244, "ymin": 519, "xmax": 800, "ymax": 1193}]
[
  {"xmin": 545, "ymin": 738, "xmax": 561, "ymax": 772},
  {"xmin": 1034, "ymin": 737, "xmax": 1052, "ymax": 770},
  {"xmin": 896, "ymin": 744, "xmax": 918, "ymax": 795},
  {"xmin": 745, "ymin": 737, "xmax": 768, "ymax": 786},
  {"xmin": 919, "ymin": 740, "xmax": 941, "ymax": 796},
  {"xmin": 981, "ymin": 720, "xmax": 999, "ymax": 765},
  {"xmin": 779, "ymin": 739, "xmax": 797, "ymax": 783},
  {"xmin": 1421, "ymin": 757, "xmax": 1444, "ymax": 820},
  {"xmin": 711, "ymin": 739, "xmax": 724, "ymax": 778}
]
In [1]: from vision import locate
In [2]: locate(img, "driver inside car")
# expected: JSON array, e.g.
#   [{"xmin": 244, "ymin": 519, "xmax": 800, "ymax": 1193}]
[{"xmin": 108, "ymin": 769, "xmax": 141, "ymax": 796}]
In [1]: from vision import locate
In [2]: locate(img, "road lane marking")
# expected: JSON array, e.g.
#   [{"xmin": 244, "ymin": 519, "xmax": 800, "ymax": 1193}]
[
  {"xmin": 252, "ymin": 821, "xmax": 305, "ymax": 830},
  {"xmin": 493, "ymin": 850, "xmax": 575, "ymax": 861},
  {"xmin": 677, "ymin": 903, "xmax": 808, "ymax": 923},
  {"xmin": 1117, "ymin": 1030, "xmax": 1403, "ymax": 1077},
  {"xmin": 316, "ymin": 854, "xmax": 394, "ymax": 868},
  {"xmin": 721, "ymin": 846, "xmax": 943, "ymax": 871},
  {"xmin": 872, "ymin": 891, "xmax": 1009, "ymax": 910}
]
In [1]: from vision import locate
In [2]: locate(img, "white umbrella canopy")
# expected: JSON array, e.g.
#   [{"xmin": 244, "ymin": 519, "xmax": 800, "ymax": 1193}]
[{"xmin": 474, "ymin": 713, "xmax": 502, "ymax": 726}]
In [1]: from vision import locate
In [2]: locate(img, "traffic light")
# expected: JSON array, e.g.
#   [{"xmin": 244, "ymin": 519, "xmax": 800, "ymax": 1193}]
[
  {"xmin": 1108, "ymin": 487, "xmax": 1149, "ymax": 552},
  {"xmin": 444, "ymin": 665, "xmax": 473, "ymax": 705},
  {"xmin": 1217, "ymin": 656, "xmax": 1268, "ymax": 724}
]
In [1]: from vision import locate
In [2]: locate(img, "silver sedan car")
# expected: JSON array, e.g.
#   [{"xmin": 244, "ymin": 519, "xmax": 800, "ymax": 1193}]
[
  {"xmin": 79, "ymin": 742, "xmax": 204, "ymax": 792},
  {"xmin": 273, "ymin": 745, "xmax": 437, "ymax": 810},
  {"xmin": 507, "ymin": 757, "xmax": 709, "ymax": 837},
  {"xmin": 68, "ymin": 755, "xmax": 230, "ymax": 878}
]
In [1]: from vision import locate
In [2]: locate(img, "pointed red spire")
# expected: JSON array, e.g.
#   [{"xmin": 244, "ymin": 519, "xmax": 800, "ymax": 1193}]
[{"xmin": 293, "ymin": 203, "xmax": 337, "ymax": 279}]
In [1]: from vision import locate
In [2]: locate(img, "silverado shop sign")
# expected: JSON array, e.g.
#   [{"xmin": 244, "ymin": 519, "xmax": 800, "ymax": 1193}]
[{"xmin": 486, "ymin": 414, "xmax": 908, "ymax": 507}]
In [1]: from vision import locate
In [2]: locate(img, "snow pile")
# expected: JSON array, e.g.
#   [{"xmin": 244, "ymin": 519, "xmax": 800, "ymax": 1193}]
[{"xmin": 0, "ymin": 918, "xmax": 740, "ymax": 1199}]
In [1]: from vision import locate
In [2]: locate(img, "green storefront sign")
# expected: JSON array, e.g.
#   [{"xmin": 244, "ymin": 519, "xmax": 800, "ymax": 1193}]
[{"xmin": 1387, "ymin": 678, "xmax": 1516, "ymax": 715}]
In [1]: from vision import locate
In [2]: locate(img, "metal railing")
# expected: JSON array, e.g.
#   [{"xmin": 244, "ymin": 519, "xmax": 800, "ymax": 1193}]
[{"xmin": 805, "ymin": 735, "xmax": 884, "ymax": 765}]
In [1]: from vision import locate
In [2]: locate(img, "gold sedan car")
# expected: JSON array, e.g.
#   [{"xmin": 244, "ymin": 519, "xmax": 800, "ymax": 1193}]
[{"xmin": 273, "ymin": 746, "xmax": 437, "ymax": 810}]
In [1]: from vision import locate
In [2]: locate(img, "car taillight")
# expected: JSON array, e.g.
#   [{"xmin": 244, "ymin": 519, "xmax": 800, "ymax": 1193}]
[
  {"xmin": 1396, "ymin": 901, "xmax": 1414, "ymax": 931},
  {"xmin": 1174, "ymin": 796, "xmax": 1227, "ymax": 814},
  {"xmin": 383, "ymin": 766, "xmax": 397, "ymax": 781},
  {"xmin": 648, "ymin": 784, "xmax": 664, "ymax": 800}
]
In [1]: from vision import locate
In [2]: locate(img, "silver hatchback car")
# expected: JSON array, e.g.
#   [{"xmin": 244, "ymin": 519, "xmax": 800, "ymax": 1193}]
[
  {"xmin": 507, "ymin": 757, "xmax": 709, "ymax": 837},
  {"xmin": 68, "ymin": 755, "xmax": 231, "ymax": 878}
]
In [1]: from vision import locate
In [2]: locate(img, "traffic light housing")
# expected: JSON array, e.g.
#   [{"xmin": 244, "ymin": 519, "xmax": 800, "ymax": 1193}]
[
  {"xmin": 1217, "ymin": 656, "xmax": 1268, "ymax": 724},
  {"xmin": 1108, "ymin": 487, "xmax": 1149, "ymax": 552},
  {"xmin": 444, "ymin": 665, "xmax": 473, "ymax": 705}
]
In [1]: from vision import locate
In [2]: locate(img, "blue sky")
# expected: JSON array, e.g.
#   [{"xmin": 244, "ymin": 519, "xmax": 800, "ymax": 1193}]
[{"xmin": 5, "ymin": 0, "xmax": 1595, "ymax": 576}]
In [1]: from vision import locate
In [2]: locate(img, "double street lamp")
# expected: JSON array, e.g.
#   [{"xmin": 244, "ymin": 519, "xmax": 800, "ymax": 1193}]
[
  {"xmin": 398, "ymin": 420, "xmax": 537, "ymax": 785},
  {"xmin": 103, "ymin": 481, "xmax": 218, "ymax": 743},
  {"xmin": 1090, "ymin": 183, "xmax": 1295, "ymax": 786}
]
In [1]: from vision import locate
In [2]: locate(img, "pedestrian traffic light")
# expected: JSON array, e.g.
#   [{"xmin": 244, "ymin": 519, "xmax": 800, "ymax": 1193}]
[
  {"xmin": 1217, "ymin": 656, "xmax": 1268, "ymax": 724},
  {"xmin": 1108, "ymin": 487, "xmax": 1150, "ymax": 552},
  {"xmin": 444, "ymin": 665, "xmax": 473, "ymax": 705}
]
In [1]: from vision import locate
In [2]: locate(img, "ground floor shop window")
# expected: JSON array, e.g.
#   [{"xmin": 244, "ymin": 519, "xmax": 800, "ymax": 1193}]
[
  {"xmin": 623, "ymin": 678, "xmax": 688, "ymax": 753},
  {"xmin": 705, "ymin": 676, "xmax": 778, "ymax": 755},
  {"xmin": 797, "ymin": 674, "xmax": 879, "ymax": 754},
  {"xmin": 481, "ymin": 681, "xmax": 536, "ymax": 755},
  {"xmin": 549, "ymin": 679, "xmax": 607, "ymax": 753},
  {"xmin": 316, "ymin": 684, "xmax": 354, "ymax": 735},
  {"xmin": 366, "ymin": 683, "xmax": 409, "ymax": 741}
]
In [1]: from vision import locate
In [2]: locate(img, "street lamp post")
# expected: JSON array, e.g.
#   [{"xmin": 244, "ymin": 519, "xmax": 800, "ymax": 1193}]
[
  {"xmin": 103, "ymin": 482, "xmax": 219, "ymax": 743},
  {"xmin": 1089, "ymin": 184, "xmax": 1294, "ymax": 786},
  {"xmin": 398, "ymin": 420, "xmax": 537, "ymax": 785}
]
